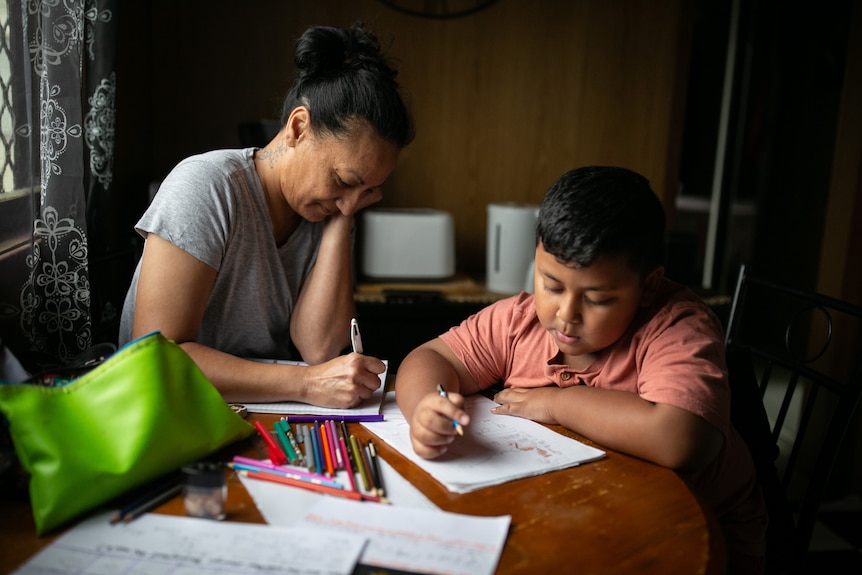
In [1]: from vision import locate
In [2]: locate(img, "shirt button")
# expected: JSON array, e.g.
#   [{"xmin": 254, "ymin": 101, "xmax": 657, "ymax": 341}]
[{"xmin": 561, "ymin": 372, "xmax": 572, "ymax": 381}]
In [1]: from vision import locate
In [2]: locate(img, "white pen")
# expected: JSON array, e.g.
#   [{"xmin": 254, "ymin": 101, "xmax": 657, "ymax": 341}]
[{"xmin": 350, "ymin": 317, "xmax": 363, "ymax": 354}]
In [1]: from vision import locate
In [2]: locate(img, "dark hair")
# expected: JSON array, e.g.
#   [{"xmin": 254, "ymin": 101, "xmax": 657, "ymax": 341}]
[
  {"xmin": 536, "ymin": 166, "xmax": 666, "ymax": 279},
  {"xmin": 281, "ymin": 22, "xmax": 414, "ymax": 148}
]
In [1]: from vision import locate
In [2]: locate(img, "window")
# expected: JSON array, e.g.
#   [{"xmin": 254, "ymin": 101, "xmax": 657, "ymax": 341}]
[
  {"xmin": 0, "ymin": 0, "xmax": 15, "ymax": 195},
  {"xmin": 0, "ymin": 0, "xmax": 35, "ymax": 256}
]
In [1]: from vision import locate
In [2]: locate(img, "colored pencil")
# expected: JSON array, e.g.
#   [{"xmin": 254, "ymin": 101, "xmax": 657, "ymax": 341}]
[
  {"xmin": 228, "ymin": 462, "xmax": 344, "ymax": 490},
  {"xmin": 350, "ymin": 434, "xmax": 371, "ymax": 492},
  {"xmin": 238, "ymin": 470, "xmax": 388, "ymax": 503},
  {"xmin": 308, "ymin": 423, "xmax": 321, "ymax": 474},
  {"xmin": 286, "ymin": 414, "xmax": 384, "ymax": 423},
  {"xmin": 327, "ymin": 420, "xmax": 342, "ymax": 469},
  {"xmin": 233, "ymin": 455, "xmax": 331, "ymax": 481},
  {"xmin": 231, "ymin": 455, "xmax": 339, "ymax": 484},
  {"xmin": 339, "ymin": 435, "xmax": 359, "ymax": 492},
  {"xmin": 253, "ymin": 420, "xmax": 287, "ymax": 465},
  {"xmin": 319, "ymin": 420, "xmax": 335, "ymax": 477},
  {"xmin": 273, "ymin": 419, "xmax": 297, "ymax": 464},
  {"xmin": 302, "ymin": 425, "xmax": 314, "ymax": 472},
  {"xmin": 367, "ymin": 439, "xmax": 385, "ymax": 497},
  {"xmin": 284, "ymin": 421, "xmax": 303, "ymax": 467},
  {"xmin": 339, "ymin": 421, "xmax": 354, "ymax": 467}
]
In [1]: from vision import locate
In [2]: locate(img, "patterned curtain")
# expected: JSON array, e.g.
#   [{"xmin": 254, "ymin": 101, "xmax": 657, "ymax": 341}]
[{"xmin": 0, "ymin": 0, "xmax": 117, "ymax": 371}]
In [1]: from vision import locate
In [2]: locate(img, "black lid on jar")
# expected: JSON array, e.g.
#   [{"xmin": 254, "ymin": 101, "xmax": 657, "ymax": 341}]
[{"xmin": 182, "ymin": 461, "xmax": 225, "ymax": 488}]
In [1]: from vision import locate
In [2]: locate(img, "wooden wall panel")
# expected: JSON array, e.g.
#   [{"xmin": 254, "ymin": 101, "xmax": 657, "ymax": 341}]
[{"xmin": 138, "ymin": 0, "xmax": 691, "ymax": 275}]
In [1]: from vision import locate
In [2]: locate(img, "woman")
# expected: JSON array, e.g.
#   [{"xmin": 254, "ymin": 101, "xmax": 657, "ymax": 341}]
[{"xmin": 119, "ymin": 23, "xmax": 414, "ymax": 406}]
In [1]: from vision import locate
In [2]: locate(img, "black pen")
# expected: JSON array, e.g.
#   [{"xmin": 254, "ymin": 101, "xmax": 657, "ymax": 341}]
[
  {"xmin": 436, "ymin": 384, "xmax": 464, "ymax": 435},
  {"xmin": 112, "ymin": 480, "xmax": 183, "ymax": 524}
]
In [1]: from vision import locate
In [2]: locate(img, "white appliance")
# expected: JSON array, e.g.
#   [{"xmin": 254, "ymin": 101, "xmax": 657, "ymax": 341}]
[
  {"xmin": 486, "ymin": 203, "xmax": 540, "ymax": 294},
  {"xmin": 360, "ymin": 208, "xmax": 455, "ymax": 280}
]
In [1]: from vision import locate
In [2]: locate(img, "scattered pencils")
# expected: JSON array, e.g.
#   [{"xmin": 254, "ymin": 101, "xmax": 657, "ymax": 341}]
[{"xmin": 238, "ymin": 418, "xmax": 389, "ymax": 504}]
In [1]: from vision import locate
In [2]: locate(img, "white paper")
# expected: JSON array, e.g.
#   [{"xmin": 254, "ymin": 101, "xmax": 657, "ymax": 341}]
[
  {"xmin": 242, "ymin": 359, "xmax": 388, "ymax": 415},
  {"xmin": 239, "ymin": 460, "xmax": 507, "ymax": 575},
  {"xmin": 13, "ymin": 511, "xmax": 366, "ymax": 575},
  {"xmin": 301, "ymin": 497, "xmax": 510, "ymax": 575},
  {"xmin": 238, "ymin": 457, "xmax": 438, "ymax": 524},
  {"xmin": 363, "ymin": 392, "xmax": 605, "ymax": 493}
]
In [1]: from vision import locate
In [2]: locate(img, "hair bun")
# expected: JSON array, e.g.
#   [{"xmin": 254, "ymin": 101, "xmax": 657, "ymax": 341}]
[{"xmin": 295, "ymin": 22, "xmax": 386, "ymax": 79}]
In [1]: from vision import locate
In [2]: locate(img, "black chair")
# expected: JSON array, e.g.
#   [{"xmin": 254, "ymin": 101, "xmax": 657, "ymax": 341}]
[{"xmin": 724, "ymin": 264, "xmax": 862, "ymax": 573}]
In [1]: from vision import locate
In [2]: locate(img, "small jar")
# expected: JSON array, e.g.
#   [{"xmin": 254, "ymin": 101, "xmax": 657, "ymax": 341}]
[{"xmin": 182, "ymin": 461, "xmax": 226, "ymax": 520}]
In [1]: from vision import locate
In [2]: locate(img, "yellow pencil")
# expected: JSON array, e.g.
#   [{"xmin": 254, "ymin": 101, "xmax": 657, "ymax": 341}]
[{"xmin": 350, "ymin": 434, "xmax": 371, "ymax": 492}]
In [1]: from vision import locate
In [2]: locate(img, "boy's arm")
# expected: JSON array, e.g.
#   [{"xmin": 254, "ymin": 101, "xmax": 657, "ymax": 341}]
[
  {"xmin": 395, "ymin": 338, "xmax": 478, "ymax": 459},
  {"xmin": 493, "ymin": 385, "xmax": 724, "ymax": 472}
]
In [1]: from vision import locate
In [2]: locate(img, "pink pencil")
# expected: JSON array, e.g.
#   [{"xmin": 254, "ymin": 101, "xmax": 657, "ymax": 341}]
[
  {"xmin": 338, "ymin": 435, "xmax": 359, "ymax": 492},
  {"xmin": 232, "ymin": 455, "xmax": 333, "ymax": 484}
]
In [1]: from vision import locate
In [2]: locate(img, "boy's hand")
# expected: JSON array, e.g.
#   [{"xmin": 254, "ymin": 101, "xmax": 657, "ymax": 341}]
[
  {"xmin": 491, "ymin": 387, "xmax": 559, "ymax": 424},
  {"xmin": 408, "ymin": 390, "xmax": 470, "ymax": 459}
]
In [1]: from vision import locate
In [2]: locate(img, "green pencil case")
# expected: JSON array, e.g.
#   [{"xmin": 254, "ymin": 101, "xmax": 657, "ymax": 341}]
[{"xmin": 0, "ymin": 331, "xmax": 254, "ymax": 535}]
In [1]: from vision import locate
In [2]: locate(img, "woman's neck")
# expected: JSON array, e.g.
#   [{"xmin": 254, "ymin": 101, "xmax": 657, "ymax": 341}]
[{"xmin": 254, "ymin": 147, "xmax": 299, "ymax": 247}]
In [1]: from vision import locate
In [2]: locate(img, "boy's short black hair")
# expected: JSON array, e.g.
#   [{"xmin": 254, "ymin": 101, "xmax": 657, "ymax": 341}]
[{"xmin": 536, "ymin": 166, "xmax": 666, "ymax": 279}]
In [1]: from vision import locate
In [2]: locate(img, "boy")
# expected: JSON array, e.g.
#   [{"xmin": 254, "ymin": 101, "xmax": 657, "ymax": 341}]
[{"xmin": 396, "ymin": 166, "xmax": 767, "ymax": 574}]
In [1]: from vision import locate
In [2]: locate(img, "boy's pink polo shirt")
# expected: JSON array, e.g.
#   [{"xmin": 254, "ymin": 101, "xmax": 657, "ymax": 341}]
[{"xmin": 440, "ymin": 278, "xmax": 767, "ymax": 562}]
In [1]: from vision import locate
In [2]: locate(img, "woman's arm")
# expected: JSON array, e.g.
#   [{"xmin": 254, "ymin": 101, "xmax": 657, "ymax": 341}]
[
  {"xmin": 290, "ymin": 213, "xmax": 355, "ymax": 364},
  {"xmin": 132, "ymin": 233, "xmax": 384, "ymax": 405}
]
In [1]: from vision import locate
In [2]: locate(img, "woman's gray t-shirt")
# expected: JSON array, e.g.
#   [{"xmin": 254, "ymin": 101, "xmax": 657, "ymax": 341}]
[{"xmin": 119, "ymin": 148, "xmax": 322, "ymax": 359}]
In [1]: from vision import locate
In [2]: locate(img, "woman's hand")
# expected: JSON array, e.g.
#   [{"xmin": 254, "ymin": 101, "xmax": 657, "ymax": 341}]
[
  {"xmin": 407, "ymin": 390, "xmax": 469, "ymax": 459},
  {"xmin": 300, "ymin": 353, "xmax": 386, "ymax": 408}
]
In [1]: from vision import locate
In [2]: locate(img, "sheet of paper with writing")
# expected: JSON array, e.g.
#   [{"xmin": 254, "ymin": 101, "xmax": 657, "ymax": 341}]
[
  {"xmin": 362, "ymin": 392, "xmax": 606, "ymax": 493},
  {"xmin": 238, "ymin": 459, "xmax": 507, "ymax": 575},
  {"xmin": 299, "ymin": 497, "xmax": 510, "ymax": 575},
  {"xmin": 13, "ymin": 511, "xmax": 366, "ymax": 575},
  {"xmin": 242, "ymin": 359, "xmax": 388, "ymax": 415}
]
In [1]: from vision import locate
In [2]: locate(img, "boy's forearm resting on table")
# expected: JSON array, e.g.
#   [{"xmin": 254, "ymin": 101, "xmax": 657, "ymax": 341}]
[{"xmin": 495, "ymin": 385, "xmax": 723, "ymax": 472}]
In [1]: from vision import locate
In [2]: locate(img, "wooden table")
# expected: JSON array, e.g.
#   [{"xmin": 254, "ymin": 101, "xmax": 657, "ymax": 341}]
[{"xmin": 0, "ymin": 412, "xmax": 725, "ymax": 574}]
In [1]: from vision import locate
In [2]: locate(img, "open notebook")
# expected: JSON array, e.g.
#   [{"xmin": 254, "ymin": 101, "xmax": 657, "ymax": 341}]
[
  {"xmin": 363, "ymin": 392, "xmax": 605, "ymax": 493},
  {"xmin": 241, "ymin": 359, "xmax": 388, "ymax": 416}
]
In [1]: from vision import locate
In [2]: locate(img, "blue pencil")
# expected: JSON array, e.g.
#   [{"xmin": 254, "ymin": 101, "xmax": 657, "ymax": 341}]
[{"xmin": 310, "ymin": 422, "xmax": 322, "ymax": 475}]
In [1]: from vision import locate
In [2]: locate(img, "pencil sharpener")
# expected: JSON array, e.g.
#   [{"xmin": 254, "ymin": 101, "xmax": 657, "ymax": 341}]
[{"xmin": 182, "ymin": 461, "xmax": 226, "ymax": 520}]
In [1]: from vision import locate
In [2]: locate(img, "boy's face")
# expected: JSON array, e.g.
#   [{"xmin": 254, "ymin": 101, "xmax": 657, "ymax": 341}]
[{"xmin": 533, "ymin": 245, "xmax": 662, "ymax": 367}]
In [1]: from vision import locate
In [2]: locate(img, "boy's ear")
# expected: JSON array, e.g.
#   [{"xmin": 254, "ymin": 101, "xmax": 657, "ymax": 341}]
[{"xmin": 640, "ymin": 266, "xmax": 665, "ymax": 307}]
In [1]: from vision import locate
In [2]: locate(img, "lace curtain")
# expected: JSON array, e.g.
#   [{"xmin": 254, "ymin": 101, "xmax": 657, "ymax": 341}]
[{"xmin": 0, "ymin": 0, "xmax": 117, "ymax": 370}]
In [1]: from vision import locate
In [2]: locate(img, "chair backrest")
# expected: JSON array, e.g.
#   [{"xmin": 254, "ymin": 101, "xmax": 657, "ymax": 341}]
[{"xmin": 724, "ymin": 264, "xmax": 862, "ymax": 570}]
